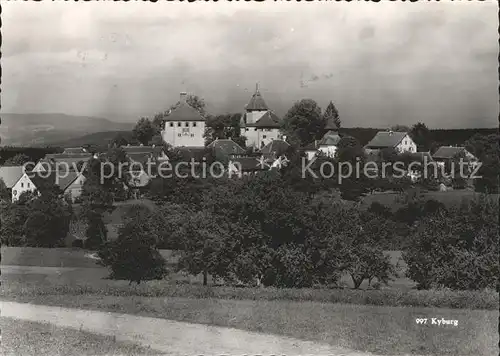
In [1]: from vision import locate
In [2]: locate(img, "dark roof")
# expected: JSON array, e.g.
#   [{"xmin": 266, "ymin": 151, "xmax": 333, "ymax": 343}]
[
  {"xmin": 318, "ymin": 131, "xmax": 341, "ymax": 146},
  {"xmin": 0, "ymin": 166, "xmax": 25, "ymax": 188},
  {"xmin": 46, "ymin": 153, "xmax": 92, "ymax": 160},
  {"xmin": 62, "ymin": 147, "xmax": 88, "ymax": 154},
  {"xmin": 245, "ymin": 111, "xmax": 281, "ymax": 128},
  {"xmin": 164, "ymin": 102, "xmax": 205, "ymax": 122},
  {"xmin": 207, "ymin": 139, "xmax": 246, "ymax": 160},
  {"xmin": 121, "ymin": 146, "xmax": 163, "ymax": 155},
  {"xmin": 260, "ymin": 139, "xmax": 290, "ymax": 157},
  {"xmin": 245, "ymin": 86, "xmax": 269, "ymax": 111},
  {"xmin": 30, "ymin": 171, "xmax": 82, "ymax": 192},
  {"xmin": 432, "ymin": 146, "xmax": 467, "ymax": 159},
  {"xmin": 230, "ymin": 157, "xmax": 269, "ymax": 172},
  {"xmin": 365, "ymin": 131, "xmax": 407, "ymax": 149},
  {"xmin": 175, "ymin": 146, "xmax": 207, "ymax": 161}
]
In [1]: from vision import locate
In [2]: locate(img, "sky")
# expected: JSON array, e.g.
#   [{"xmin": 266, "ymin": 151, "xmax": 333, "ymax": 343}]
[{"xmin": 2, "ymin": 1, "xmax": 498, "ymax": 128}]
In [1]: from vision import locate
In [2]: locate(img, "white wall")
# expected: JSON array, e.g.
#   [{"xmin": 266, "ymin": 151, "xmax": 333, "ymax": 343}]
[
  {"xmin": 65, "ymin": 174, "xmax": 86, "ymax": 202},
  {"xmin": 318, "ymin": 145, "xmax": 337, "ymax": 158},
  {"xmin": 396, "ymin": 135, "xmax": 417, "ymax": 153},
  {"xmin": 243, "ymin": 128, "xmax": 281, "ymax": 148},
  {"xmin": 11, "ymin": 174, "xmax": 37, "ymax": 202},
  {"xmin": 162, "ymin": 121, "xmax": 206, "ymax": 147}
]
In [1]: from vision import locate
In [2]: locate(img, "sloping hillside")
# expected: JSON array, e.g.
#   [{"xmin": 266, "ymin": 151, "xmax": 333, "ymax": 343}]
[
  {"xmin": 0, "ymin": 113, "xmax": 134, "ymax": 146},
  {"xmin": 47, "ymin": 131, "xmax": 135, "ymax": 148}
]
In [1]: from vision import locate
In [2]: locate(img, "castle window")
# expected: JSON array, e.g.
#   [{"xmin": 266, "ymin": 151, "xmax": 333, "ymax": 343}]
[
  {"xmin": 190, "ymin": 134, "xmax": 194, "ymax": 137},
  {"xmin": 263, "ymin": 135, "xmax": 267, "ymax": 139},
  {"xmin": 177, "ymin": 122, "xmax": 182, "ymax": 127},
  {"xmin": 178, "ymin": 133, "xmax": 182, "ymax": 137},
  {"xmin": 185, "ymin": 122, "xmax": 189, "ymax": 127},
  {"xmin": 169, "ymin": 122, "xmax": 174, "ymax": 127},
  {"xmin": 192, "ymin": 122, "xmax": 197, "ymax": 127}
]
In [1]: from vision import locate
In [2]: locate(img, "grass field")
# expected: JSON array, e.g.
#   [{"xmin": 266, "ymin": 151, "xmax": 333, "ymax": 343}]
[
  {"xmin": 7, "ymin": 294, "xmax": 498, "ymax": 356},
  {"xmin": 1, "ymin": 317, "xmax": 160, "ymax": 355},
  {"xmin": 2, "ymin": 246, "xmax": 498, "ymax": 355},
  {"xmin": 1, "ymin": 247, "xmax": 413, "ymax": 290}
]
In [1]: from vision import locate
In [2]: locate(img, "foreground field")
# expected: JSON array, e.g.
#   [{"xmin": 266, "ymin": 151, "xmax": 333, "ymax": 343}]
[
  {"xmin": 1, "ymin": 247, "xmax": 415, "ymax": 290},
  {"xmin": 5, "ymin": 294, "xmax": 498, "ymax": 356},
  {"xmin": 1, "ymin": 317, "xmax": 160, "ymax": 356}
]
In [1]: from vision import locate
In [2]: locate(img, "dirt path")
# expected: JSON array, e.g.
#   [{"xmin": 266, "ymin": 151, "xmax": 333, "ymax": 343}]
[{"xmin": 1, "ymin": 300, "xmax": 379, "ymax": 356}]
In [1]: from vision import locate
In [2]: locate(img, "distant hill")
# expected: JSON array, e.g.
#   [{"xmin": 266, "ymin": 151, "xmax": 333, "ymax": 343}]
[
  {"xmin": 0, "ymin": 113, "xmax": 134, "ymax": 146},
  {"xmin": 48, "ymin": 130, "xmax": 135, "ymax": 148}
]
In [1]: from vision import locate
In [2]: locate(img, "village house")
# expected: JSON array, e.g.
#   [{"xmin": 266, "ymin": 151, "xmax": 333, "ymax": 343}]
[
  {"xmin": 303, "ymin": 118, "xmax": 341, "ymax": 160},
  {"xmin": 33, "ymin": 152, "xmax": 94, "ymax": 173},
  {"xmin": 365, "ymin": 130, "xmax": 417, "ymax": 154},
  {"xmin": 432, "ymin": 146, "xmax": 478, "ymax": 172},
  {"xmin": 240, "ymin": 84, "xmax": 282, "ymax": 149},
  {"xmin": 161, "ymin": 92, "xmax": 206, "ymax": 148},
  {"xmin": 260, "ymin": 138, "xmax": 290, "ymax": 161},
  {"xmin": 0, "ymin": 166, "xmax": 29, "ymax": 202},
  {"xmin": 206, "ymin": 138, "xmax": 247, "ymax": 162}
]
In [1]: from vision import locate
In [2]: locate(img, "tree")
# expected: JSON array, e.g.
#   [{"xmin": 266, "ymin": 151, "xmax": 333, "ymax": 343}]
[
  {"xmin": 3, "ymin": 153, "xmax": 31, "ymax": 166},
  {"xmin": 323, "ymin": 101, "xmax": 341, "ymax": 129},
  {"xmin": 390, "ymin": 125, "xmax": 410, "ymax": 132},
  {"xmin": 409, "ymin": 122, "xmax": 431, "ymax": 152},
  {"xmin": 0, "ymin": 201, "xmax": 28, "ymax": 246},
  {"xmin": 335, "ymin": 136, "xmax": 370, "ymax": 201},
  {"xmin": 465, "ymin": 133, "xmax": 500, "ymax": 194},
  {"xmin": 403, "ymin": 196, "xmax": 498, "ymax": 290},
  {"xmin": 110, "ymin": 133, "xmax": 136, "ymax": 147},
  {"xmin": 132, "ymin": 118, "xmax": 157, "ymax": 145},
  {"xmin": 98, "ymin": 214, "xmax": 168, "ymax": 284},
  {"xmin": 80, "ymin": 158, "xmax": 116, "ymax": 249},
  {"xmin": 281, "ymin": 99, "xmax": 324, "ymax": 147},
  {"xmin": 24, "ymin": 193, "xmax": 72, "ymax": 247},
  {"xmin": 203, "ymin": 113, "xmax": 243, "ymax": 146},
  {"xmin": 0, "ymin": 178, "xmax": 10, "ymax": 201}
]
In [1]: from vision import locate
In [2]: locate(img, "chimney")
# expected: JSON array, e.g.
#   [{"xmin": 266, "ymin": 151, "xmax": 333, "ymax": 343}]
[
  {"xmin": 140, "ymin": 143, "xmax": 144, "ymax": 147},
  {"xmin": 389, "ymin": 130, "xmax": 393, "ymax": 136},
  {"xmin": 282, "ymin": 135, "xmax": 287, "ymax": 142},
  {"xmin": 180, "ymin": 92, "xmax": 187, "ymax": 103},
  {"xmin": 152, "ymin": 144, "xmax": 155, "ymax": 148}
]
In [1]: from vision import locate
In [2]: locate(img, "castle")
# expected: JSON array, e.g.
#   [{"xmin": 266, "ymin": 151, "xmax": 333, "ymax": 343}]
[{"xmin": 161, "ymin": 85, "xmax": 282, "ymax": 149}]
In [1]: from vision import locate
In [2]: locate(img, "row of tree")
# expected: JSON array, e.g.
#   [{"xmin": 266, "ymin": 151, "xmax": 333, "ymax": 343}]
[{"xmin": 97, "ymin": 171, "xmax": 498, "ymax": 291}]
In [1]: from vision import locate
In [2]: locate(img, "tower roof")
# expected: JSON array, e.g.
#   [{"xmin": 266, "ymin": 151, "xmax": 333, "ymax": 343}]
[
  {"xmin": 324, "ymin": 116, "xmax": 339, "ymax": 131},
  {"xmin": 245, "ymin": 83, "xmax": 269, "ymax": 111}
]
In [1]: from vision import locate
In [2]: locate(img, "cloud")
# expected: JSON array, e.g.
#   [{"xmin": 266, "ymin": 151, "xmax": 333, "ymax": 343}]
[{"xmin": 1, "ymin": 1, "xmax": 497, "ymax": 128}]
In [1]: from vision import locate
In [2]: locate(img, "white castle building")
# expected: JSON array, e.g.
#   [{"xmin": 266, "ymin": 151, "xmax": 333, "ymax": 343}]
[
  {"xmin": 161, "ymin": 92, "xmax": 206, "ymax": 147},
  {"xmin": 240, "ymin": 85, "xmax": 282, "ymax": 149}
]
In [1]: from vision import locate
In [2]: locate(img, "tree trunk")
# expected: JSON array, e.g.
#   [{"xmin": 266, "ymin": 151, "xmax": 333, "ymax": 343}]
[
  {"xmin": 351, "ymin": 275, "xmax": 364, "ymax": 289},
  {"xmin": 203, "ymin": 270, "xmax": 208, "ymax": 286}
]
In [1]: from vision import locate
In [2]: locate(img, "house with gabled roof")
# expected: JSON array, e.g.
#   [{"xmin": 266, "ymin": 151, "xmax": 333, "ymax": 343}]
[
  {"xmin": 240, "ymin": 84, "xmax": 283, "ymax": 149},
  {"xmin": 9, "ymin": 169, "xmax": 86, "ymax": 203},
  {"xmin": 260, "ymin": 139, "xmax": 290, "ymax": 160},
  {"xmin": 0, "ymin": 166, "xmax": 29, "ymax": 202},
  {"xmin": 432, "ymin": 146, "xmax": 478, "ymax": 173},
  {"xmin": 365, "ymin": 130, "xmax": 417, "ymax": 154},
  {"xmin": 161, "ymin": 92, "xmax": 206, "ymax": 148},
  {"xmin": 207, "ymin": 138, "xmax": 246, "ymax": 162},
  {"xmin": 303, "ymin": 118, "xmax": 342, "ymax": 160}
]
